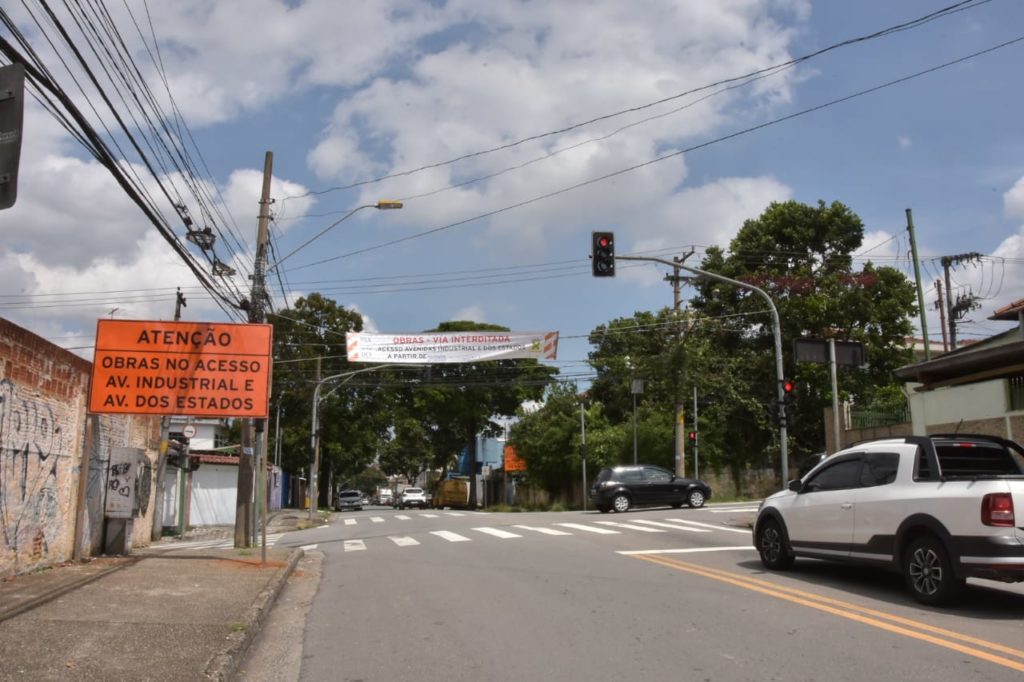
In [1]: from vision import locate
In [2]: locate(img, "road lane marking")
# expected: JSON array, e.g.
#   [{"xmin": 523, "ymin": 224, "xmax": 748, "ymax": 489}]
[
  {"xmin": 421, "ymin": 513, "xmax": 439, "ymax": 518},
  {"xmin": 431, "ymin": 531, "xmax": 471, "ymax": 542},
  {"xmin": 594, "ymin": 521, "xmax": 666, "ymax": 533},
  {"xmin": 619, "ymin": 546, "xmax": 754, "ymax": 555},
  {"xmin": 343, "ymin": 518, "xmax": 357, "ymax": 526},
  {"xmin": 632, "ymin": 520, "xmax": 711, "ymax": 533},
  {"xmin": 343, "ymin": 540, "xmax": 366, "ymax": 552},
  {"xmin": 513, "ymin": 525, "xmax": 573, "ymax": 536},
  {"xmin": 556, "ymin": 523, "xmax": 619, "ymax": 534},
  {"xmin": 370, "ymin": 517, "xmax": 384, "ymax": 523},
  {"xmin": 630, "ymin": 554, "xmax": 1024, "ymax": 673},
  {"xmin": 395, "ymin": 514, "xmax": 411, "ymax": 520},
  {"xmin": 446, "ymin": 512, "xmax": 466, "ymax": 516},
  {"xmin": 300, "ymin": 544, "xmax": 318, "ymax": 551},
  {"xmin": 709, "ymin": 507, "xmax": 759, "ymax": 513},
  {"xmin": 473, "ymin": 527, "xmax": 522, "ymax": 539},
  {"xmin": 389, "ymin": 536, "xmax": 420, "ymax": 547},
  {"xmin": 664, "ymin": 518, "xmax": 752, "ymax": 534}
]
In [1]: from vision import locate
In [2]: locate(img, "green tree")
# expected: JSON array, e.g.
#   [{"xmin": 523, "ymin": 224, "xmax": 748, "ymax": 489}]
[
  {"xmin": 409, "ymin": 321, "xmax": 556, "ymax": 506},
  {"xmin": 269, "ymin": 293, "xmax": 396, "ymax": 505},
  {"xmin": 689, "ymin": 199, "xmax": 916, "ymax": 477}
]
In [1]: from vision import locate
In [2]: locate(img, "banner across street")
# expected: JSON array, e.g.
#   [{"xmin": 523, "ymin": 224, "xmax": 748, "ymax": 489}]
[{"xmin": 346, "ymin": 331, "xmax": 559, "ymax": 364}]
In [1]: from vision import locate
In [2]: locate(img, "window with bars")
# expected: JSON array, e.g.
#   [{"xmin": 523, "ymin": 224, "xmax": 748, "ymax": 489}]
[{"xmin": 1009, "ymin": 375, "xmax": 1024, "ymax": 412}]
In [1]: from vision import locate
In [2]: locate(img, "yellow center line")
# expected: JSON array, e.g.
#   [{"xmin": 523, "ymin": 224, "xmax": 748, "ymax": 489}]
[{"xmin": 634, "ymin": 554, "xmax": 1024, "ymax": 673}]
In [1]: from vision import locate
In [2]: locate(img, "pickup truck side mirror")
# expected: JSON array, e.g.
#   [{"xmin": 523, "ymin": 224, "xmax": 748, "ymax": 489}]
[{"xmin": 787, "ymin": 479, "xmax": 803, "ymax": 493}]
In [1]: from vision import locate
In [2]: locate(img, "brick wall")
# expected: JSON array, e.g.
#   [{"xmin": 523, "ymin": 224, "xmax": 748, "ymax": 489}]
[{"xmin": 0, "ymin": 318, "xmax": 159, "ymax": 578}]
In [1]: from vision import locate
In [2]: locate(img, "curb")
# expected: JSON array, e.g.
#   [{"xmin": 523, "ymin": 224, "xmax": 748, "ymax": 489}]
[
  {"xmin": 0, "ymin": 558, "xmax": 138, "ymax": 624},
  {"xmin": 204, "ymin": 547, "xmax": 305, "ymax": 681}
]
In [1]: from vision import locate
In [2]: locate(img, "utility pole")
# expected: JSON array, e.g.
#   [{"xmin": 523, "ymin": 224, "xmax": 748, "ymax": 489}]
[
  {"xmin": 940, "ymin": 252, "xmax": 982, "ymax": 351},
  {"xmin": 235, "ymin": 151, "xmax": 273, "ymax": 548},
  {"xmin": 151, "ymin": 287, "xmax": 188, "ymax": 542},
  {"xmin": 935, "ymin": 279, "xmax": 949, "ymax": 352},
  {"xmin": 309, "ymin": 356, "xmax": 322, "ymax": 522},
  {"xmin": 905, "ymin": 209, "xmax": 931, "ymax": 361},
  {"xmin": 664, "ymin": 251, "xmax": 693, "ymax": 478}
]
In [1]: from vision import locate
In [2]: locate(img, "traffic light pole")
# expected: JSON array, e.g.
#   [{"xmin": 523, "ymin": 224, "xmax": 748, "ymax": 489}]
[{"xmin": 616, "ymin": 255, "xmax": 790, "ymax": 483}]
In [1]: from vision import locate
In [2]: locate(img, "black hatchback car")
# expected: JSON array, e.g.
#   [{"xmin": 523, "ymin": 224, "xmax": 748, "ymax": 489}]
[{"xmin": 590, "ymin": 465, "xmax": 712, "ymax": 513}]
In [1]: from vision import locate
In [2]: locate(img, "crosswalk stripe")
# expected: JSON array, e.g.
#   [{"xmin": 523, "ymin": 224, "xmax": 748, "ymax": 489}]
[
  {"xmin": 371, "ymin": 517, "xmax": 385, "ymax": 523},
  {"xmin": 445, "ymin": 512, "xmax": 466, "ymax": 517},
  {"xmin": 431, "ymin": 531, "xmax": 471, "ymax": 542},
  {"xmin": 421, "ymin": 513, "xmax": 439, "ymax": 518},
  {"xmin": 594, "ymin": 521, "xmax": 665, "ymax": 533},
  {"xmin": 344, "ymin": 539, "xmax": 366, "ymax": 552},
  {"xmin": 473, "ymin": 527, "xmax": 521, "ymax": 539},
  {"xmin": 710, "ymin": 508, "xmax": 758, "ymax": 513},
  {"xmin": 513, "ymin": 525, "xmax": 572, "ymax": 536},
  {"xmin": 344, "ymin": 518, "xmax": 357, "ymax": 526},
  {"xmin": 633, "ymin": 520, "xmax": 710, "ymax": 533},
  {"xmin": 390, "ymin": 536, "xmax": 420, "ymax": 547},
  {"xmin": 555, "ymin": 523, "xmax": 619, "ymax": 535},
  {"xmin": 395, "ymin": 514, "xmax": 411, "ymax": 520},
  {"xmin": 664, "ymin": 518, "xmax": 752, "ymax": 534}
]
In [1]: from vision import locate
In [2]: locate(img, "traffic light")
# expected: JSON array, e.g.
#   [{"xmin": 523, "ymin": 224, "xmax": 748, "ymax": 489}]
[
  {"xmin": 687, "ymin": 430, "xmax": 697, "ymax": 444},
  {"xmin": 166, "ymin": 437, "xmax": 198, "ymax": 471},
  {"xmin": 781, "ymin": 379, "xmax": 795, "ymax": 406},
  {"xmin": 591, "ymin": 231, "xmax": 615, "ymax": 277}
]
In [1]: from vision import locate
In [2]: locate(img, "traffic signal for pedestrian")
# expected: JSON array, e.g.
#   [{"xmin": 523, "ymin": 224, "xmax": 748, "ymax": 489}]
[{"xmin": 591, "ymin": 231, "xmax": 615, "ymax": 277}]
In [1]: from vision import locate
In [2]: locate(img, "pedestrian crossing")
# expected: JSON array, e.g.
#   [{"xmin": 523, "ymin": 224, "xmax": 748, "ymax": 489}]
[
  {"xmin": 152, "ymin": 513, "xmax": 752, "ymax": 553},
  {"xmin": 336, "ymin": 516, "xmax": 750, "ymax": 551}
]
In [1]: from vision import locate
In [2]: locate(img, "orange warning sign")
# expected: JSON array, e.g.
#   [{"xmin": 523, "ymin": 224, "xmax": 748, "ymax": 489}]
[
  {"xmin": 89, "ymin": 319, "xmax": 273, "ymax": 418},
  {"xmin": 503, "ymin": 444, "xmax": 527, "ymax": 472}
]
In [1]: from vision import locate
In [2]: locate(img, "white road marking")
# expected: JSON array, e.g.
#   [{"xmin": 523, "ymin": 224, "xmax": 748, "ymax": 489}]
[
  {"xmin": 343, "ymin": 540, "xmax": 366, "ymax": 552},
  {"xmin": 618, "ymin": 546, "xmax": 756, "ymax": 555},
  {"xmin": 709, "ymin": 507, "xmax": 759, "ymax": 513},
  {"xmin": 343, "ymin": 518, "xmax": 357, "ymax": 526},
  {"xmin": 473, "ymin": 527, "xmax": 522, "ymax": 539},
  {"xmin": 632, "ymin": 519, "xmax": 710, "ymax": 533},
  {"xmin": 445, "ymin": 512, "xmax": 466, "ymax": 517},
  {"xmin": 513, "ymin": 525, "xmax": 573, "ymax": 536},
  {"xmin": 300, "ymin": 543, "xmax": 318, "ymax": 551},
  {"xmin": 370, "ymin": 517, "xmax": 385, "ymax": 523},
  {"xmin": 555, "ymin": 523, "xmax": 619, "ymax": 535},
  {"xmin": 395, "ymin": 514, "xmax": 411, "ymax": 520},
  {"xmin": 594, "ymin": 521, "xmax": 666, "ymax": 533},
  {"xmin": 431, "ymin": 531, "xmax": 471, "ymax": 542},
  {"xmin": 664, "ymin": 518, "xmax": 752, "ymax": 534},
  {"xmin": 389, "ymin": 536, "xmax": 420, "ymax": 547},
  {"xmin": 420, "ymin": 513, "xmax": 439, "ymax": 518}
]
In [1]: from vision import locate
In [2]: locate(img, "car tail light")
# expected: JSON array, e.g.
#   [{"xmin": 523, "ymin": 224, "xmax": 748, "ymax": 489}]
[{"xmin": 981, "ymin": 493, "xmax": 1015, "ymax": 527}]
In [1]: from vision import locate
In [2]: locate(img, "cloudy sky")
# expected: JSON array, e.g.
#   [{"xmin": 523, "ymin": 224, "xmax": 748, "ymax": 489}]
[{"xmin": 3, "ymin": 0, "xmax": 1023, "ymax": 381}]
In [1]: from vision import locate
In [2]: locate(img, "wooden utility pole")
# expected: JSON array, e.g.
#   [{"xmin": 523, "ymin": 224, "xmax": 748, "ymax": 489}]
[{"xmin": 235, "ymin": 151, "xmax": 273, "ymax": 548}]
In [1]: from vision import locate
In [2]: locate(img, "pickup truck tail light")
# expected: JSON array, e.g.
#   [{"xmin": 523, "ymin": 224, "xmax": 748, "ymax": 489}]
[{"xmin": 981, "ymin": 493, "xmax": 1015, "ymax": 527}]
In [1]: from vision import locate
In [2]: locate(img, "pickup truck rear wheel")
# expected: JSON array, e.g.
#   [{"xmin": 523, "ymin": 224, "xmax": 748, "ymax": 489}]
[{"xmin": 903, "ymin": 536, "xmax": 964, "ymax": 606}]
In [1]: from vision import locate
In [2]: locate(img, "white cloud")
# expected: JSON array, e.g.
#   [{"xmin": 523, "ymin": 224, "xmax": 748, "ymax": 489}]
[
  {"xmin": 898, "ymin": 135, "xmax": 912, "ymax": 149},
  {"xmin": 1004, "ymin": 176, "xmax": 1024, "ymax": 220}
]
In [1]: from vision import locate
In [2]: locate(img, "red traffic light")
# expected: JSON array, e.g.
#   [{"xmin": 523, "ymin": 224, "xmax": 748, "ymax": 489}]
[
  {"xmin": 687, "ymin": 430, "xmax": 697, "ymax": 442},
  {"xmin": 591, "ymin": 231, "xmax": 615, "ymax": 277},
  {"xmin": 782, "ymin": 380, "xmax": 794, "ymax": 393}
]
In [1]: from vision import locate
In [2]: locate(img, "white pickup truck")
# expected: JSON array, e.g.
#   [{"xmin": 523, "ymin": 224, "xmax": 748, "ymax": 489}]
[{"xmin": 754, "ymin": 434, "xmax": 1024, "ymax": 605}]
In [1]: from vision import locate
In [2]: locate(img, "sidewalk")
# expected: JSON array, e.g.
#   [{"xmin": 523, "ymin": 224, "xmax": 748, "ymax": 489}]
[{"xmin": 0, "ymin": 510, "xmax": 322, "ymax": 681}]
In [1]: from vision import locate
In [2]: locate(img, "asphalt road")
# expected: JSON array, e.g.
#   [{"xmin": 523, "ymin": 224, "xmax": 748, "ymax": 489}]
[{"xmin": 241, "ymin": 504, "xmax": 1024, "ymax": 681}]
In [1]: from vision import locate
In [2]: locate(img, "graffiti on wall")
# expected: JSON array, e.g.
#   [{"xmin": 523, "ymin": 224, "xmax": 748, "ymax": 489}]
[{"xmin": 0, "ymin": 378, "xmax": 69, "ymax": 563}]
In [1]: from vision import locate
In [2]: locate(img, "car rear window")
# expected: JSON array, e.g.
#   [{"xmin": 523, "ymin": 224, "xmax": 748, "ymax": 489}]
[
  {"xmin": 935, "ymin": 442, "xmax": 1024, "ymax": 477},
  {"xmin": 405, "ymin": 488, "xmax": 422, "ymax": 494},
  {"xmin": 340, "ymin": 491, "xmax": 361, "ymax": 498}
]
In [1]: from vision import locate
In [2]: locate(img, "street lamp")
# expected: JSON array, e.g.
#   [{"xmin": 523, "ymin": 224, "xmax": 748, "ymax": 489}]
[
  {"xmin": 269, "ymin": 200, "xmax": 403, "ymax": 273},
  {"xmin": 309, "ymin": 363, "xmax": 396, "ymax": 521}
]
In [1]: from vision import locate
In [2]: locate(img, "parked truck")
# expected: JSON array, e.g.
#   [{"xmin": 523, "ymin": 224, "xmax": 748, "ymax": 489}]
[{"xmin": 431, "ymin": 477, "xmax": 471, "ymax": 509}]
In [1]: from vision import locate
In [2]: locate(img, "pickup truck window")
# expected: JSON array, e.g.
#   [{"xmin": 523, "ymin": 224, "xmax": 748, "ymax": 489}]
[
  {"xmin": 935, "ymin": 443, "xmax": 1024, "ymax": 477},
  {"xmin": 804, "ymin": 457, "xmax": 862, "ymax": 492},
  {"xmin": 860, "ymin": 452, "xmax": 899, "ymax": 486}
]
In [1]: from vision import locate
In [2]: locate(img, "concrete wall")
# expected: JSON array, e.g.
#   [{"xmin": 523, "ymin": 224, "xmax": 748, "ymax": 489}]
[
  {"xmin": 0, "ymin": 318, "xmax": 160, "ymax": 578},
  {"xmin": 907, "ymin": 378, "xmax": 1020, "ymax": 440}
]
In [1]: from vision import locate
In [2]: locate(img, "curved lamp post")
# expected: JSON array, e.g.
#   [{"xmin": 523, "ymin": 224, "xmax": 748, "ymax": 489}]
[
  {"xmin": 309, "ymin": 363, "xmax": 396, "ymax": 521},
  {"xmin": 268, "ymin": 200, "xmax": 403, "ymax": 273}
]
